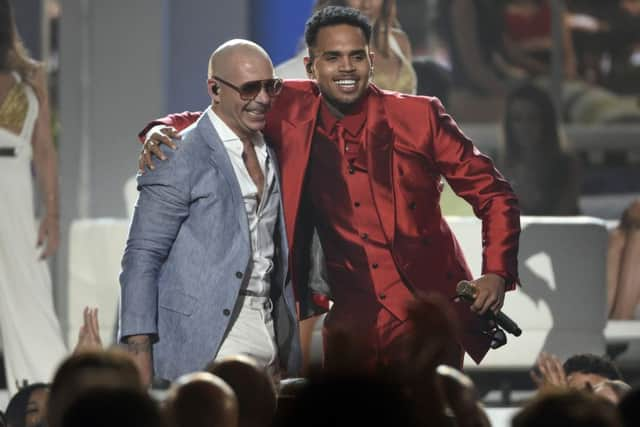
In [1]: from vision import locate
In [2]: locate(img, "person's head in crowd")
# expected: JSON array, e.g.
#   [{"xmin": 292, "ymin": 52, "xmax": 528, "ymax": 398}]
[
  {"xmin": 206, "ymin": 355, "xmax": 277, "ymax": 427},
  {"xmin": 4, "ymin": 383, "xmax": 48, "ymax": 427},
  {"xmin": 562, "ymin": 353, "xmax": 623, "ymax": 390},
  {"xmin": 593, "ymin": 380, "xmax": 632, "ymax": 404},
  {"xmin": 0, "ymin": 0, "xmax": 37, "ymax": 79},
  {"xmin": 47, "ymin": 350, "xmax": 143, "ymax": 427},
  {"xmin": 312, "ymin": 0, "xmax": 398, "ymax": 57},
  {"xmin": 277, "ymin": 374, "xmax": 415, "ymax": 427},
  {"xmin": 60, "ymin": 388, "xmax": 162, "ymax": 427},
  {"xmin": 502, "ymin": 82, "xmax": 562, "ymax": 163},
  {"xmin": 619, "ymin": 387, "xmax": 640, "ymax": 427},
  {"xmin": 512, "ymin": 388, "xmax": 622, "ymax": 427},
  {"xmin": 304, "ymin": 6, "xmax": 373, "ymax": 115},
  {"xmin": 164, "ymin": 372, "xmax": 238, "ymax": 427},
  {"xmin": 207, "ymin": 39, "xmax": 281, "ymax": 141},
  {"xmin": 435, "ymin": 365, "xmax": 491, "ymax": 427}
]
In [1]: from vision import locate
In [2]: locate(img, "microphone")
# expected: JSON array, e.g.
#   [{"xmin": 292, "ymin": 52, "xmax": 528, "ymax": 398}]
[{"xmin": 456, "ymin": 280, "xmax": 522, "ymax": 337}]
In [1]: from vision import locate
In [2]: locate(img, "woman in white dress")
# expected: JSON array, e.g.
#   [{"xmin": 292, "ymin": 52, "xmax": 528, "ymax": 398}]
[{"xmin": 0, "ymin": 0, "xmax": 67, "ymax": 394}]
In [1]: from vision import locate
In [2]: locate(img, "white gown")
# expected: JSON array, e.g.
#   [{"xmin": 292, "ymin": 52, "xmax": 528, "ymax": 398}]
[{"xmin": 0, "ymin": 72, "xmax": 67, "ymax": 394}]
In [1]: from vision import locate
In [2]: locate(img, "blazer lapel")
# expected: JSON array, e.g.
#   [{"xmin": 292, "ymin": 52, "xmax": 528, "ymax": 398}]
[
  {"xmin": 365, "ymin": 86, "xmax": 396, "ymax": 243},
  {"xmin": 277, "ymin": 91, "xmax": 321, "ymax": 249},
  {"xmin": 196, "ymin": 110, "xmax": 250, "ymax": 244}
]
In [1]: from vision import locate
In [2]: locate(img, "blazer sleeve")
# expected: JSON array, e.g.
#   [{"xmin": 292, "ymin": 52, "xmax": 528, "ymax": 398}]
[
  {"xmin": 427, "ymin": 98, "xmax": 521, "ymax": 289},
  {"xmin": 119, "ymin": 145, "xmax": 190, "ymax": 341},
  {"xmin": 137, "ymin": 111, "xmax": 202, "ymax": 142}
]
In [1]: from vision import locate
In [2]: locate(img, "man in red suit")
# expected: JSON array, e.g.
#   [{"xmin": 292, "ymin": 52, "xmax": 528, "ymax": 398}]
[{"xmin": 138, "ymin": 6, "xmax": 520, "ymax": 370}]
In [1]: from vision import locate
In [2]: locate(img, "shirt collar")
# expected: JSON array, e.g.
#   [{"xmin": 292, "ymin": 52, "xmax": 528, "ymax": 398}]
[
  {"xmin": 206, "ymin": 107, "xmax": 268, "ymax": 159},
  {"xmin": 318, "ymin": 93, "xmax": 368, "ymax": 137}
]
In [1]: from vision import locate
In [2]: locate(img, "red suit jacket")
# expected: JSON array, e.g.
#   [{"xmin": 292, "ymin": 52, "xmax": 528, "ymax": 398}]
[{"xmin": 144, "ymin": 81, "xmax": 521, "ymax": 362}]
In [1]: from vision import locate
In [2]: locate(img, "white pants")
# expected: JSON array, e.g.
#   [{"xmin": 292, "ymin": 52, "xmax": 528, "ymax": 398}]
[{"xmin": 215, "ymin": 295, "xmax": 279, "ymax": 376}]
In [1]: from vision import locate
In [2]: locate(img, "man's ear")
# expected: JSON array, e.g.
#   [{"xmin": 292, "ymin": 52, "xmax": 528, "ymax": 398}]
[
  {"xmin": 304, "ymin": 57, "xmax": 314, "ymax": 77},
  {"xmin": 211, "ymin": 83, "xmax": 220, "ymax": 95},
  {"xmin": 207, "ymin": 79, "xmax": 220, "ymax": 103}
]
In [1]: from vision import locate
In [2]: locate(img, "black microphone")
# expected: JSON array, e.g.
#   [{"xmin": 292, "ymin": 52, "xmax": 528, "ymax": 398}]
[{"xmin": 456, "ymin": 280, "xmax": 522, "ymax": 337}]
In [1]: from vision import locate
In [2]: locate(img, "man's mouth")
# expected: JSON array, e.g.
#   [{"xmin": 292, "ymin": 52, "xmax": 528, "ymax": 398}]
[{"xmin": 334, "ymin": 79, "xmax": 357, "ymax": 91}]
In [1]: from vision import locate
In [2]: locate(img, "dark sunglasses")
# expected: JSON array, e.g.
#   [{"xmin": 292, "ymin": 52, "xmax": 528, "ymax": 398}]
[{"xmin": 212, "ymin": 75, "xmax": 283, "ymax": 100}]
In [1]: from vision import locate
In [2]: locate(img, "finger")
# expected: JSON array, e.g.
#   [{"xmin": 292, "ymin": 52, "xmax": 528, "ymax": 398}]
[
  {"xmin": 150, "ymin": 142, "xmax": 167, "ymax": 160},
  {"xmin": 142, "ymin": 149, "xmax": 155, "ymax": 171},
  {"xmin": 472, "ymin": 291, "xmax": 492, "ymax": 314},
  {"xmin": 164, "ymin": 127, "xmax": 181, "ymax": 139},
  {"xmin": 158, "ymin": 133, "xmax": 178, "ymax": 150}
]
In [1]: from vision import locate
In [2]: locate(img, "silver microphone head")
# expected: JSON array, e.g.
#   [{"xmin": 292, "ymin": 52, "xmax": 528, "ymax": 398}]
[{"xmin": 456, "ymin": 280, "xmax": 477, "ymax": 301}]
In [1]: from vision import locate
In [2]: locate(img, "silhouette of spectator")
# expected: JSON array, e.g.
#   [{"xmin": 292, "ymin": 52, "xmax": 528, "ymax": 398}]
[
  {"xmin": 502, "ymin": 0, "xmax": 578, "ymax": 79},
  {"xmin": 619, "ymin": 387, "xmax": 640, "ymax": 427},
  {"xmin": 531, "ymin": 352, "xmax": 624, "ymax": 394},
  {"xmin": 46, "ymin": 350, "xmax": 143, "ymax": 427},
  {"xmin": 607, "ymin": 199, "xmax": 640, "ymax": 319},
  {"xmin": 4, "ymin": 383, "xmax": 48, "ymax": 427},
  {"xmin": 512, "ymin": 388, "xmax": 622, "ymax": 427},
  {"xmin": 163, "ymin": 372, "xmax": 238, "ymax": 427},
  {"xmin": 206, "ymin": 355, "xmax": 277, "ymax": 427},
  {"xmin": 61, "ymin": 388, "xmax": 162, "ymax": 427},
  {"xmin": 499, "ymin": 83, "xmax": 580, "ymax": 215}
]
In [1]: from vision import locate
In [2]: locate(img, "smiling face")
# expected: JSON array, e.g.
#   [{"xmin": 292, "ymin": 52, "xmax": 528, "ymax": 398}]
[
  {"xmin": 305, "ymin": 23, "xmax": 373, "ymax": 116},
  {"xmin": 210, "ymin": 47, "xmax": 276, "ymax": 140}
]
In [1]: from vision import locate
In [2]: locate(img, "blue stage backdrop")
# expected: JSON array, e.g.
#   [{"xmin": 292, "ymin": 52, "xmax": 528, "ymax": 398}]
[{"xmin": 250, "ymin": 0, "xmax": 315, "ymax": 67}]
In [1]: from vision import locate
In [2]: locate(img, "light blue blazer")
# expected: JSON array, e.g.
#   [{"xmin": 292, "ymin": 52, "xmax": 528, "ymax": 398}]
[{"xmin": 118, "ymin": 109, "xmax": 301, "ymax": 380}]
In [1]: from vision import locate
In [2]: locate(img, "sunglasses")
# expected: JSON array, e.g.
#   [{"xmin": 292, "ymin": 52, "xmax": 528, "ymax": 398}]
[{"xmin": 212, "ymin": 75, "xmax": 283, "ymax": 100}]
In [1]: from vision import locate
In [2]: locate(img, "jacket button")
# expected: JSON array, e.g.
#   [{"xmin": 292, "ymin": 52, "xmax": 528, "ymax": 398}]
[
  {"xmin": 235, "ymin": 271, "xmax": 243, "ymax": 279},
  {"xmin": 361, "ymin": 233, "xmax": 368, "ymax": 240},
  {"xmin": 379, "ymin": 293, "xmax": 386, "ymax": 300},
  {"xmin": 348, "ymin": 167, "xmax": 355, "ymax": 174},
  {"xmin": 223, "ymin": 309, "xmax": 231, "ymax": 316},
  {"xmin": 372, "ymin": 263, "xmax": 379, "ymax": 269},
  {"xmin": 409, "ymin": 202, "xmax": 417, "ymax": 210},
  {"xmin": 354, "ymin": 202, "xmax": 361, "ymax": 207}
]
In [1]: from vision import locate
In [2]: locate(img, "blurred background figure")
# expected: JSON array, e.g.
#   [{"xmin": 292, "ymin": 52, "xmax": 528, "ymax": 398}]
[
  {"xmin": 60, "ymin": 388, "xmax": 161, "ymax": 427},
  {"xmin": 46, "ymin": 350, "xmax": 143, "ymax": 427},
  {"xmin": 501, "ymin": 0, "xmax": 577, "ymax": 79},
  {"xmin": 206, "ymin": 355, "xmax": 277, "ymax": 427},
  {"xmin": 511, "ymin": 388, "xmax": 622, "ymax": 427},
  {"xmin": 163, "ymin": 372, "xmax": 238, "ymax": 427},
  {"xmin": 607, "ymin": 199, "xmax": 640, "ymax": 319},
  {"xmin": 498, "ymin": 83, "xmax": 580, "ymax": 215},
  {"xmin": 4, "ymin": 383, "xmax": 48, "ymax": 427},
  {"xmin": 0, "ymin": 0, "xmax": 67, "ymax": 395}
]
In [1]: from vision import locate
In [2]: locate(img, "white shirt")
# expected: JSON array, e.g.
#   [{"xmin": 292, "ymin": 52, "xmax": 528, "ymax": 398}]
[{"xmin": 207, "ymin": 108, "xmax": 279, "ymax": 297}]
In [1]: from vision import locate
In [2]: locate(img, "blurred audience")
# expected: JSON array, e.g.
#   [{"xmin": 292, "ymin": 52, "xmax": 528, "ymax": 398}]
[
  {"xmin": 60, "ymin": 388, "xmax": 162, "ymax": 427},
  {"xmin": 607, "ymin": 199, "xmax": 640, "ymax": 319},
  {"xmin": 512, "ymin": 388, "xmax": 622, "ymax": 427},
  {"xmin": 618, "ymin": 386, "xmax": 640, "ymax": 427},
  {"xmin": 206, "ymin": 355, "xmax": 277, "ymax": 427},
  {"xmin": 0, "ymin": 0, "xmax": 67, "ymax": 394},
  {"xmin": 46, "ymin": 350, "xmax": 143, "ymax": 427},
  {"xmin": 163, "ymin": 372, "xmax": 238, "ymax": 427},
  {"xmin": 498, "ymin": 83, "xmax": 580, "ymax": 215},
  {"xmin": 501, "ymin": 0, "xmax": 577, "ymax": 79},
  {"xmin": 4, "ymin": 383, "xmax": 48, "ymax": 427},
  {"xmin": 531, "ymin": 352, "xmax": 629, "ymax": 404}
]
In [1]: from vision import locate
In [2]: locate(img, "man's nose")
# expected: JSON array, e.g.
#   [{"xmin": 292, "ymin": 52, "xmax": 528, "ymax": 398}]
[
  {"xmin": 338, "ymin": 57, "xmax": 355, "ymax": 71},
  {"xmin": 253, "ymin": 85, "xmax": 271, "ymax": 105}
]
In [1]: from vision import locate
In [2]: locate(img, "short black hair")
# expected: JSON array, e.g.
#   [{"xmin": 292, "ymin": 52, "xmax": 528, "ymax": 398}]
[
  {"xmin": 563, "ymin": 354, "xmax": 623, "ymax": 381},
  {"xmin": 304, "ymin": 6, "xmax": 372, "ymax": 51}
]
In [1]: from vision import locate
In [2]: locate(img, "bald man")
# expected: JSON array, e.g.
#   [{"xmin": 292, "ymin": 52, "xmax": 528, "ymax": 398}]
[
  {"xmin": 165, "ymin": 372, "xmax": 239, "ymax": 427},
  {"xmin": 118, "ymin": 39, "xmax": 301, "ymax": 385}
]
